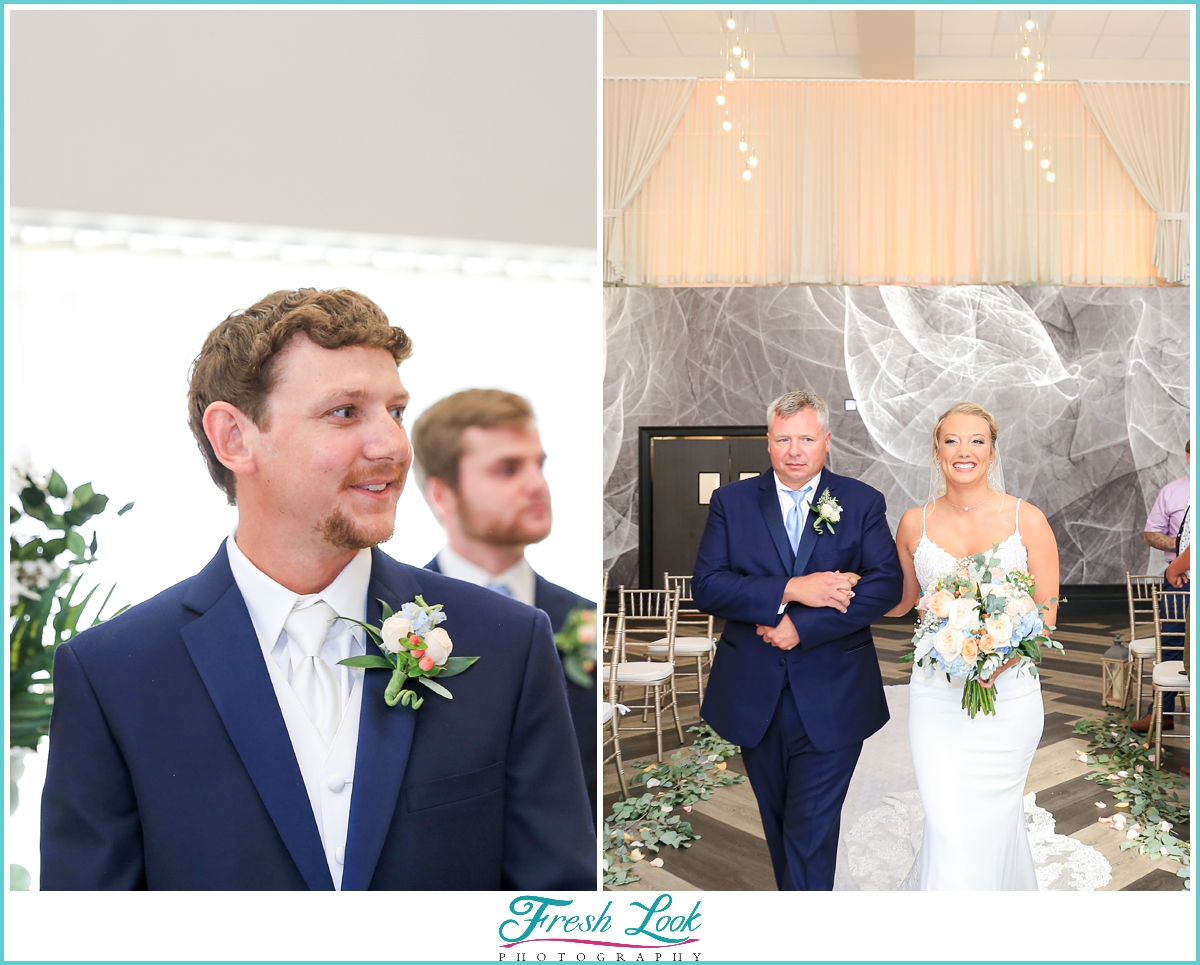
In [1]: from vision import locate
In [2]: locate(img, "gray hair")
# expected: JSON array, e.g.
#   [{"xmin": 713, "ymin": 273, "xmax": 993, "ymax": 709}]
[{"xmin": 766, "ymin": 390, "xmax": 829, "ymax": 432}]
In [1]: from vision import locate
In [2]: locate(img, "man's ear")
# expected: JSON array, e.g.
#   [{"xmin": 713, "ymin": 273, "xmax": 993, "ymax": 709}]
[
  {"xmin": 203, "ymin": 401, "xmax": 259, "ymax": 477},
  {"xmin": 424, "ymin": 476, "xmax": 459, "ymax": 527}
]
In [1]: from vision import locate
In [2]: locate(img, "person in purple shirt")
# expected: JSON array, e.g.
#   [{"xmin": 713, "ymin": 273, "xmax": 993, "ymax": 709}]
[{"xmin": 1132, "ymin": 440, "xmax": 1190, "ymax": 733}]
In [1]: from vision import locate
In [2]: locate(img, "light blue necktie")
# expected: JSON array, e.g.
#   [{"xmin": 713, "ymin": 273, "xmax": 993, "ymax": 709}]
[
  {"xmin": 785, "ymin": 486, "xmax": 812, "ymax": 554},
  {"xmin": 487, "ymin": 583, "xmax": 513, "ymax": 598}
]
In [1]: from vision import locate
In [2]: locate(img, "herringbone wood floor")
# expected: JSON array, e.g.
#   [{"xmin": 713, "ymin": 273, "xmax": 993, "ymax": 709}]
[{"xmin": 604, "ymin": 605, "xmax": 1191, "ymax": 891}]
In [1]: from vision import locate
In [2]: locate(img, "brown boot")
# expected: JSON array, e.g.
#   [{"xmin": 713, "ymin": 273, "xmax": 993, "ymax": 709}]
[{"xmin": 1130, "ymin": 713, "xmax": 1173, "ymax": 732}]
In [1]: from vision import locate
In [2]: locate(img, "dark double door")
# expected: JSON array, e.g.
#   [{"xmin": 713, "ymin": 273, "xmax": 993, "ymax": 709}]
[{"xmin": 639, "ymin": 427, "xmax": 771, "ymax": 589}]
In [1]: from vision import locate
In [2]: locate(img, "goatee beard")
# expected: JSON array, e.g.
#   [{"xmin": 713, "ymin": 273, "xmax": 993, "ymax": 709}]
[{"xmin": 320, "ymin": 510, "xmax": 395, "ymax": 551}]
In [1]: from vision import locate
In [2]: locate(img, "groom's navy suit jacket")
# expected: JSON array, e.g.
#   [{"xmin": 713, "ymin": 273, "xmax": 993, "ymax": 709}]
[
  {"xmin": 40, "ymin": 545, "xmax": 595, "ymax": 890},
  {"xmin": 694, "ymin": 468, "xmax": 903, "ymax": 752}
]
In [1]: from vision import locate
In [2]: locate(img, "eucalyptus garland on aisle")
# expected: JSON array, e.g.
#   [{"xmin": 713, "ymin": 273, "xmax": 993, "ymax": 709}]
[
  {"xmin": 1073, "ymin": 711, "xmax": 1191, "ymax": 890},
  {"xmin": 603, "ymin": 724, "xmax": 745, "ymax": 886}
]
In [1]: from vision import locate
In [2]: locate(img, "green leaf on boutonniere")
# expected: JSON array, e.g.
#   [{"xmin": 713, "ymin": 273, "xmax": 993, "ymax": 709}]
[
  {"xmin": 338, "ymin": 655, "xmax": 395, "ymax": 670},
  {"xmin": 436, "ymin": 656, "xmax": 481, "ymax": 678},
  {"xmin": 418, "ymin": 677, "xmax": 453, "ymax": 699},
  {"xmin": 379, "ymin": 598, "xmax": 395, "ymax": 621}
]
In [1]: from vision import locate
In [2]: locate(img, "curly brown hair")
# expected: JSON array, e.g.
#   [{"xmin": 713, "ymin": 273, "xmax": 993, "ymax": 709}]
[
  {"xmin": 411, "ymin": 389, "xmax": 534, "ymax": 491},
  {"xmin": 188, "ymin": 288, "xmax": 413, "ymax": 504}
]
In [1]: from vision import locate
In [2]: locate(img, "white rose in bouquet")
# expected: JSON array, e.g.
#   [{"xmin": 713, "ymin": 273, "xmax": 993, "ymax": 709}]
[
  {"xmin": 423, "ymin": 626, "xmax": 454, "ymax": 666},
  {"xmin": 934, "ymin": 625, "xmax": 965, "ymax": 660},
  {"xmin": 380, "ymin": 615, "xmax": 415, "ymax": 653},
  {"xmin": 984, "ymin": 612, "xmax": 1013, "ymax": 645},
  {"xmin": 946, "ymin": 597, "xmax": 981, "ymax": 631}
]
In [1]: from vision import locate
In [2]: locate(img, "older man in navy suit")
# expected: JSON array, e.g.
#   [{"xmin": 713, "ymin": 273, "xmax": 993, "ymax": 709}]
[
  {"xmin": 693, "ymin": 390, "xmax": 903, "ymax": 891},
  {"xmin": 40, "ymin": 289, "xmax": 594, "ymax": 890},
  {"xmin": 411, "ymin": 390, "xmax": 596, "ymax": 815}
]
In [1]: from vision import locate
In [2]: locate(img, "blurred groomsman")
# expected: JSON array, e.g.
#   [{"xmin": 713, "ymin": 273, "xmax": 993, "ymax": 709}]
[
  {"xmin": 412, "ymin": 390, "xmax": 596, "ymax": 811},
  {"xmin": 1133, "ymin": 440, "xmax": 1190, "ymax": 732}
]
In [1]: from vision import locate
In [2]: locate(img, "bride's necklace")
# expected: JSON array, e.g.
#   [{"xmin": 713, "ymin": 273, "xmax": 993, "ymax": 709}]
[{"xmin": 945, "ymin": 491, "xmax": 993, "ymax": 512}]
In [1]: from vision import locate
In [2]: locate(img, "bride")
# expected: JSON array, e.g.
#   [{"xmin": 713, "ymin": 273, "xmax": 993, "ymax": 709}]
[{"xmin": 886, "ymin": 402, "xmax": 1060, "ymax": 890}]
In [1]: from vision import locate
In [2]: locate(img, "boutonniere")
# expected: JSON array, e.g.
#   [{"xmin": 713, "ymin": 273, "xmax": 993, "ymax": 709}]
[
  {"xmin": 812, "ymin": 488, "xmax": 842, "ymax": 535},
  {"xmin": 554, "ymin": 607, "xmax": 598, "ymax": 687},
  {"xmin": 338, "ymin": 595, "xmax": 479, "ymax": 710}
]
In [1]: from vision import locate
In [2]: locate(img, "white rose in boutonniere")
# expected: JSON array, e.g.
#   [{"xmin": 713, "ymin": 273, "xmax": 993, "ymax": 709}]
[
  {"xmin": 812, "ymin": 488, "xmax": 842, "ymax": 535},
  {"xmin": 337, "ymin": 595, "xmax": 478, "ymax": 710},
  {"xmin": 380, "ymin": 615, "xmax": 414, "ymax": 653},
  {"xmin": 422, "ymin": 626, "xmax": 454, "ymax": 667}
]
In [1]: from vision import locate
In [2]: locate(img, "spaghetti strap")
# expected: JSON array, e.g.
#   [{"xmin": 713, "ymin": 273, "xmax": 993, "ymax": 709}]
[
  {"xmin": 1014, "ymin": 498, "xmax": 1023, "ymax": 536},
  {"xmin": 921, "ymin": 501, "xmax": 932, "ymax": 537}
]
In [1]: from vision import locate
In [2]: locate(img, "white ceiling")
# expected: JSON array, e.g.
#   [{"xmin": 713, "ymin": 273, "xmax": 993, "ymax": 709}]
[
  {"xmin": 12, "ymin": 10, "xmax": 598, "ymax": 251},
  {"xmin": 605, "ymin": 8, "xmax": 1191, "ymax": 79}
]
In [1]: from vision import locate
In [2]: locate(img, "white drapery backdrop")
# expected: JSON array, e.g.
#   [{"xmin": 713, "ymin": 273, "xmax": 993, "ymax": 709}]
[
  {"xmin": 602, "ymin": 78, "xmax": 695, "ymax": 283},
  {"xmin": 1076, "ymin": 81, "xmax": 1191, "ymax": 284},
  {"xmin": 607, "ymin": 79, "xmax": 1167, "ymax": 287}
]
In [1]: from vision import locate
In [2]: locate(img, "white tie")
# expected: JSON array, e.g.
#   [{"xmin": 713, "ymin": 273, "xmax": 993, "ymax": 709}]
[{"xmin": 284, "ymin": 600, "xmax": 341, "ymax": 745}]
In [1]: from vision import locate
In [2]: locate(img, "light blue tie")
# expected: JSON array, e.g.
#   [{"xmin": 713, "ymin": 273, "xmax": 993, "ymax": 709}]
[
  {"xmin": 785, "ymin": 486, "xmax": 812, "ymax": 554},
  {"xmin": 487, "ymin": 583, "xmax": 513, "ymax": 598}
]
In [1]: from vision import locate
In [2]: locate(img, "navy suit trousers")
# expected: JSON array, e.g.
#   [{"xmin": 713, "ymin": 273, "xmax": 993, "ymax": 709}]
[{"xmin": 739, "ymin": 683, "xmax": 863, "ymax": 891}]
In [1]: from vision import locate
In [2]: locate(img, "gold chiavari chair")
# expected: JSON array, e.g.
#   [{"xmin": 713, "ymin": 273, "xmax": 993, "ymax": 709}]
[
  {"xmin": 647, "ymin": 573, "xmax": 715, "ymax": 703},
  {"xmin": 1151, "ymin": 587, "xmax": 1190, "ymax": 765},
  {"xmin": 1126, "ymin": 573, "xmax": 1161, "ymax": 713},
  {"xmin": 601, "ymin": 609, "xmax": 628, "ymax": 798}
]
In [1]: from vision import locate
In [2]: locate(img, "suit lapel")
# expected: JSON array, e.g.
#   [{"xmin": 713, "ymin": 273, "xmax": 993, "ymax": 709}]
[
  {"xmin": 756, "ymin": 473, "xmax": 795, "ymax": 573},
  {"xmin": 795, "ymin": 472, "xmax": 838, "ymax": 576},
  {"xmin": 180, "ymin": 547, "xmax": 333, "ymax": 891},
  {"xmin": 340, "ymin": 551, "xmax": 423, "ymax": 891}
]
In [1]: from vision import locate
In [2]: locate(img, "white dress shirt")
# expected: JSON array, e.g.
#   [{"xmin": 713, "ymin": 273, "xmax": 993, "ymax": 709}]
[
  {"xmin": 225, "ymin": 532, "xmax": 370, "ymax": 890},
  {"xmin": 436, "ymin": 545, "xmax": 537, "ymax": 607},
  {"xmin": 775, "ymin": 469, "xmax": 822, "ymax": 614}
]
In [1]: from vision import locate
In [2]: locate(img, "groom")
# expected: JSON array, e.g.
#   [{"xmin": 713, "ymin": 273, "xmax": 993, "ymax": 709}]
[
  {"xmin": 40, "ymin": 288, "xmax": 594, "ymax": 890},
  {"xmin": 693, "ymin": 390, "xmax": 903, "ymax": 891}
]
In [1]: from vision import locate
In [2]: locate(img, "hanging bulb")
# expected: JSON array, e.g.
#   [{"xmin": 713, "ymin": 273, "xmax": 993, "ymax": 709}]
[
  {"xmin": 738, "ymin": 134, "xmax": 749, "ymax": 151},
  {"xmin": 1033, "ymin": 71, "xmax": 1043, "ymax": 82},
  {"xmin": 716, "ymin": 93, "xmax": 726, "ymax": 105},
  {"xmin": 1025, "ymin": 18, "xmax": 1036, "ymax": 31},
  {"xmin": 1045, "ymin": 171, "xmax": 1056, "ymax": 183},
  {"xmin": 1035, "ymin": 60, "xmax": 1045, "ymax": 72},
  {"xmin": 1013, "ymin": 117, "xmax": 1023, "ymax": 129},
  {"xmin": 726, "ymin": 67, "xmax": 736, "ymax": 81},
  {"xmin": 727, "ymin": 17, "xmax": 736, "ymax": 29},
  {"xmin": 742, "ymin": 169, "xmax": 752, "ymax": 181},
  {"xmin": 1024, "ymin": 139, "xmax": 1034, "ymax": 151},
  {"xmin": 740, "ymin": 55, "xmax": 750, "ymax": 68},
  {"xmin": 1017, "ymin": 90, "xmax": 1027, "ymax": 104},
  {"xmin": 1021, "ymin": 44, "xmax": 1031, "ymax": 58},
  {"xmin": 1040, "ymin": 157, "xmax": 1051, "ymax": 170},
  {"xmin": 722, "ymin": 118, "xmax": 733, "ymax": 131},
  {"xmin": 732, "ymin": 43, "xmax": 742, "ymax": 57},
  {"xmin": 748, "ymin": 153, "xmax": 758, "ymax": 167}
]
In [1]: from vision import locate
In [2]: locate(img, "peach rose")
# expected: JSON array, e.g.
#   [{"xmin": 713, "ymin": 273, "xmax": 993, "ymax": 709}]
[
  {"xmin": 960, "ymin": 638, "xmax": 979, "ymax": 663},
  {"xmin": 927, "ymin": 589, "xmax": 954, "ymax": 619},
  {"xmin": 978, "ymin": 633, "xmax": 996, "ymax": 654}
]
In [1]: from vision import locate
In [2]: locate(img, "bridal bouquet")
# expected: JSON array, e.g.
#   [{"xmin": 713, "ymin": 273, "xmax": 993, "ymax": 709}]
[{"xmin": 903, "ymin": 549, "xmax": 1063, "ymax": 718}]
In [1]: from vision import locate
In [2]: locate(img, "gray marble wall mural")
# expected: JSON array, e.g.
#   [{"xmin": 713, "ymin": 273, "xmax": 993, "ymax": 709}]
[{"xmin": 604, "ymin": 286, "xmax": 1191, "ymax": 588}]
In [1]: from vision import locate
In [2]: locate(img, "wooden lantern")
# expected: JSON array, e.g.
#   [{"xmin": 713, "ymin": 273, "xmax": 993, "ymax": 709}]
[{"xmin": 1101, "ymin": 632, "xmax": 1130, "ymax": 709}]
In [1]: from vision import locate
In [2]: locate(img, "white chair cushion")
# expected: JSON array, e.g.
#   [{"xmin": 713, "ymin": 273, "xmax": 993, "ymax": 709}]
[
  {"xmin": 1152, "ymin": 660, "xmax": 1191, "ymax": 691},
  {"xmin": 647, "ymin": 636, "xmax": 715, "ymax": 656},
  {"xmin": 602, "ymin": 701, "xmax": 613, "ymax": 724},
  {"xmin": 1130, "ymin": 637, "xmax": 1158, "ymax": 657},
  {"xmin": 604, "ymin": 661, "xmax": 674, "ymax": 684}
]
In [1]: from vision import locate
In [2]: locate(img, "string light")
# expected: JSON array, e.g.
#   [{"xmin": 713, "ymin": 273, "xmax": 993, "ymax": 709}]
[
  {"xmin": 1021, "ymin": 43, "xmax": 1031, "ymax": 57},
  {"xmin": 727, "ymin": 17, "xmax": 736, "ymax": 29},
  {"xmin": 1017, "ymin": 90, "xmax": 1027, "ymax": 104},
  {"xmin": 732, "ymin": 43, "xmax": 742, "ymax": 56},
  {"xmin": 742, "ymin": 169, "xmax": 752, "ymax": 181},
  {"xmin": 1045, "ymin": 171, "xmax": 1056, "ymax": 182},
  {"xmin": 1035, "ymin": 60, "xmax": 1045, "ymax": 72},
  {"xmin": 738, "ymin": 134, "xmax": 748, "ymax": 151},
  {"xmin": 1040, "ymin": 157, "xmax": 1051, "ymax": 170},
  {"xmin": 1033, "ymin": 70, "xmax": 1043, "ymax": 82},
  {"xmin": 740, "ymin": 55, "xmax": 750, "ymax": 68},
  {"xmin": 722, "ymin": 117, "xmax": 732, "ymax": 131},
  {"xmin": 1024, "ymin": 139, "xmax": 1034, "ymax": 151},
  {"xmin": 1025, "ymin": 18, "xmax": 1036, "ymax": 30},
  {"xmin": 716, "ymin": 93, "xmax": 725, "ymax": 105},
  {"xmin": 748, "ymin": 153, "xmax": 758, "ymax": 167},
  {"xmin": 1013, "ymin": 116, "xmax": 1023, "ymax": 129},
  {"xmin": 726, "ymin": 67, "xmax": 736, "ymax": 81}
]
